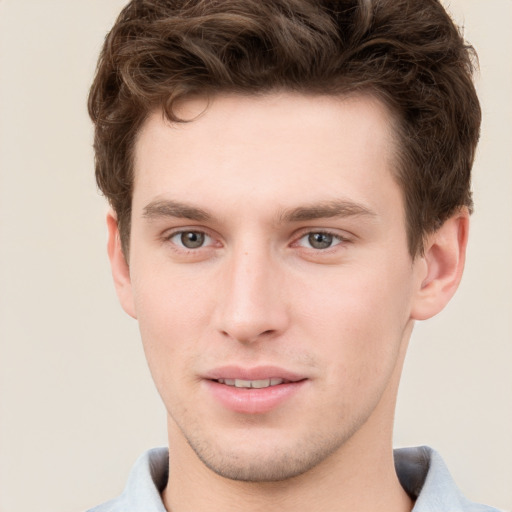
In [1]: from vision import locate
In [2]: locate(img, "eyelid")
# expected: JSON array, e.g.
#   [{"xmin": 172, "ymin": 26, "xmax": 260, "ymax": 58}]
[
  {"xmin": 162, "ymin": 227, "xmax": 219, "ymax": 249},
  {"xmin": 293, "ymin": 228, "xmax": 351, "ymax": 241},
  {"xmin": 291, "ymin": 228, "xmax": 352, "ymax": 250},
  {"xmin": 160, "ymin": 226, "xmax": 352, "ymax": 251}
]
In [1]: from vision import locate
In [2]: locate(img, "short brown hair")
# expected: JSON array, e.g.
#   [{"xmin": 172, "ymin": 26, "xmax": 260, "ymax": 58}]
[{"xmin": 88, "ymin": 0, "xmax": 481, "ymax": 256}]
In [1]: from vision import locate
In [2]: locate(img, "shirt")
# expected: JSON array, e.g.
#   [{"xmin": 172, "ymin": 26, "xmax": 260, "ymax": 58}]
[{"xmin": 87, "ymin": 446, "xmax": 501, "ymax": 511}]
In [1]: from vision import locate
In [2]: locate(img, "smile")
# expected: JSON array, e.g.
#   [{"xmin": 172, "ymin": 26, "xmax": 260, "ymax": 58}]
[
  {"xmin": 206, "ymin": 377, "xmax": 306, "ymax": 414},
  {"xmin": 216, "ymin": 378, "xmax": 286, "ymax": 389}
]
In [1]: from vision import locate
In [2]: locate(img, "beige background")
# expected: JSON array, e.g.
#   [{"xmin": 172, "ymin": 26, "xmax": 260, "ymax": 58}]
[{"xmin": 0, "ymin": 1, "xmax": 511, "ymax": 511}]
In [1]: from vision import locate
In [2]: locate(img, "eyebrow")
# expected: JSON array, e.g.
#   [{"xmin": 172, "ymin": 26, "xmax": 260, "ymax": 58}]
[
  {"xmin": 278, "ymin": 200, "xmax": 376, "ymax": 223},
  {"xmin": 142, "ymin": 198, "xmax": 376, "ymax": 224},
  {"xmin": 143, "ymin": 199, "xmax": 211, "ymax": 221}
]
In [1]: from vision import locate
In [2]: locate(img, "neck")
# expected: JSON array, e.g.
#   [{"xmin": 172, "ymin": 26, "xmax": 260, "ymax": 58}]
[{"xmin": 164, "ymin": 442, "xmax": 412, "ymax": 512}]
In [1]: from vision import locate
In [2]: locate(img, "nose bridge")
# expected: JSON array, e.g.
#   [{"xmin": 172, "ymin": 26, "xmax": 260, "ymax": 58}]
[{"xmin": 216, "ymin": 239, "xmax": 287, "ymax": 343}]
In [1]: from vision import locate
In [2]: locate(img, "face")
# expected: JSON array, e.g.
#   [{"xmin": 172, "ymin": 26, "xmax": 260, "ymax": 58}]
[{"xmin": 114, "ymin": 93, "xmax": 429, "ymax": 481}]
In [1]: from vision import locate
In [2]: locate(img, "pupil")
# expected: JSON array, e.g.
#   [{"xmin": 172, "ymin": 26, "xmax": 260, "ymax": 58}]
[
  {"xmin": 181, "ymin": 232, "xmax": 205, "ymax": 248},
  {"xmin": 308, "ymin": 232, "xmax": 333, "ymax": 249}
]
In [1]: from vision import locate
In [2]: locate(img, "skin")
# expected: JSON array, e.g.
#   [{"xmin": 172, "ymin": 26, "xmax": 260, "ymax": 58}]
[{"xmin": 107, "ymin": 92, "xmax": 469, "ymax": 512}]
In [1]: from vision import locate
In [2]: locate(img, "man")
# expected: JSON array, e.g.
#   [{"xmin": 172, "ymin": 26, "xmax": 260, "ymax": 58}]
[{"xmin": 87, "ymin": 0, "xmax": 497, "ymax": 511}]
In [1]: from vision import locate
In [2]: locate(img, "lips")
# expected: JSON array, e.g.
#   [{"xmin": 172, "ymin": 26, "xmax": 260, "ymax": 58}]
[
  {"xmin": 202, "ymin": 366, "xmax": 307, "ymax": 414},
  {"xmin": 204, "ymin": 365, "xmax": 305, "ymax": 383}
]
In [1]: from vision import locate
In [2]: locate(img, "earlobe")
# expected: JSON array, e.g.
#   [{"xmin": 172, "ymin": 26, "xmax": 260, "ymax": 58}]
[
  {"xmin": 411, "ymin": 209, "xmax": 470, "ymax": 321},
  {"xmin": 106, "ymin": 210, "xmax": 137, "ymax": 319}
]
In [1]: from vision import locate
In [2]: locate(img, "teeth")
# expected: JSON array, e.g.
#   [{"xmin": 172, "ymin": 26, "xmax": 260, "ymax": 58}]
[
  {"xmin": 235, "ymin": 379, "xmax": 253, "ymax": 388},
  {"xmin": 250, "ymin": 379, "xmax": 270, "ymax": 389},
  {"xmin": 217, "ymin": 378, "xmax": 285, "ymax": 388}
]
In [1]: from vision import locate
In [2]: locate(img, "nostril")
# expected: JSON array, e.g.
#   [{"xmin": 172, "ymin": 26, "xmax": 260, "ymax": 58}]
[{"xmin": 219, "ymin": 327, "xmax": 277, "ymax": 343}]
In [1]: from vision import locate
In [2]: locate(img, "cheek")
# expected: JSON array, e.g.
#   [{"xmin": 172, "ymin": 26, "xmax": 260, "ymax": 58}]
[
  {"xmin": 130, "ymin": 266, "xmax": 214, "ymax": 388},
  {"xmin": 132, "ymin": 260, "xmax": 212, "ymax": 331},
  {"xmin": 294, "ymin": 264, "xmax": 412, "ymax": 383}
]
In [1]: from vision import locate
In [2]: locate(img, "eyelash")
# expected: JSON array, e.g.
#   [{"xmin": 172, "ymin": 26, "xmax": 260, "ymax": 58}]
[
  {"xmin": 294, "ymin": 230, "xmax": 349, "ymax": 250},
  {"xmin": 162, "ymin": 228, "xmax": 350, "ymax": 252},
  {"xmin": 163, "ymin": 230, "xmax": 216, "ymax": 250}
]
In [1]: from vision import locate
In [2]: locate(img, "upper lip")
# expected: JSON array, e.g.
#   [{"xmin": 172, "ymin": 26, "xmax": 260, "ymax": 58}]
[{"xmin": 203, "ymin": 366, "xmax": 306, "ymax": 382}]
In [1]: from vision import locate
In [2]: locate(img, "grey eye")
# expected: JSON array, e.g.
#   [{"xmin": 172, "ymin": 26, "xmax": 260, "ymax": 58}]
[
  {"xmin": 307, "ymin": 232, "xmax": 334, "ymax": 249},
  {"xmin": 177, "ymin": 231, "xmax": 206, "ymax": 249}
]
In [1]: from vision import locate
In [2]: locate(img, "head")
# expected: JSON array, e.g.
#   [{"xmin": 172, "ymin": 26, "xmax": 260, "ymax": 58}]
[
  {"xmin": 89, "ymin": 0, "xmax": 481, "ymax": 259},
  {"xmin": 88, "ymin": 0, "xmax": 480, "ymax": 489}
]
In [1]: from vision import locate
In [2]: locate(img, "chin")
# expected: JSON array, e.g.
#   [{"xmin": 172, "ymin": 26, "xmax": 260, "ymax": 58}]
[
  {"xmin": 184, "ymin": 427, "xmax": 349, "ymax": 483},
  {"xmin": 201, "ymin": 453, "xmax": 315, "ymax": 482}
]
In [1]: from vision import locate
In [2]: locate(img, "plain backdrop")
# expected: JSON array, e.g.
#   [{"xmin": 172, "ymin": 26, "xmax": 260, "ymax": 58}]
[{"xmin": 0, "ymin": 1, "xmax": 511, "ymax": 511}]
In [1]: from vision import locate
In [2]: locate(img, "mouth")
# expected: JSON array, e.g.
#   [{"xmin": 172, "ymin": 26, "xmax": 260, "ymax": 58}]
[
  {"xmin": 203, "ymin": 367, "xmax": 307, "ymax": 414},
  {"xmin": 214, "ymin": 378, "xmax": 289, "ymax": 389}
]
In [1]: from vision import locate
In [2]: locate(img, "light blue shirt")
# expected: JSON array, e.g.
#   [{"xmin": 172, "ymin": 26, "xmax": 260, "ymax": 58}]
[{"xmin": 87, "ymin": 446, "xmax": 500, "ymax": 511}]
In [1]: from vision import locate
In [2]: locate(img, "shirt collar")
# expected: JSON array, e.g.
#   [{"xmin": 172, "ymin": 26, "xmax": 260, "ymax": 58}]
[
  {"xmin": 94, "ymin": 445, "xmax": 498, "ymax": 512},
  {"xmin": 395, "ymin": 446, "xmax": 498, "ymax": 511}
]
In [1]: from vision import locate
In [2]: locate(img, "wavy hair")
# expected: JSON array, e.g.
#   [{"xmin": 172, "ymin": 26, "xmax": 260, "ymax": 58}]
[{"xmin": 89, "ymin": 0, "xmax": 481, "ymax": 256}]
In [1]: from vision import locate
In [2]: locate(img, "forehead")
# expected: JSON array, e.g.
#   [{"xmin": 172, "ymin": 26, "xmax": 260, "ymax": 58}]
[{"xmin": 132, "ymin": 92, "xmax": 402, "ymax": 220}]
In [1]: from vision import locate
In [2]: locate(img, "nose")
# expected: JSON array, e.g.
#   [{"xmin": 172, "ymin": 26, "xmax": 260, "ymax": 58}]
[{"xmin": 214, "ymin": 244, "xmax": 289, "ymax": 344}]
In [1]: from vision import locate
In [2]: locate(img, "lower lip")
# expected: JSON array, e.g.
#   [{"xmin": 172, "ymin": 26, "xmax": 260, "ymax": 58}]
[{"xmin": 204, "ymin": 380, "xmax": 306, "ymax": 414}]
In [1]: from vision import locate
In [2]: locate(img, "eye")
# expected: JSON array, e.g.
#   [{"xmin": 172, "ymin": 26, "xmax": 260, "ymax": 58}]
[
  {"xmin": 297, "ymin": 231, "xmax": 344, "ymax": 250},
  {"xmin": 169, "ymin": 230, "xmax": 212, "ymax": 249}
]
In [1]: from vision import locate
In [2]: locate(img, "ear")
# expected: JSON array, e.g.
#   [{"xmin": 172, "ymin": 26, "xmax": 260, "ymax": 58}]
[
  {"xmin": 106, "ymin": 210, "xmax": 137, "ymax": 319},
  {"xmin": 411, "ymin": 208, "xmax": 469, "ymax": 321}
]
